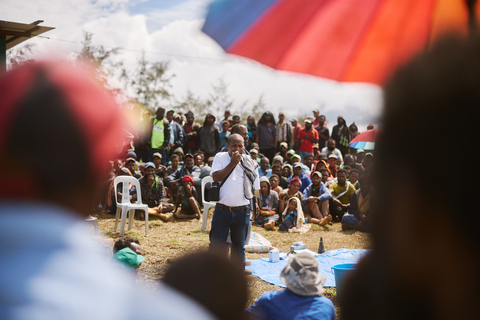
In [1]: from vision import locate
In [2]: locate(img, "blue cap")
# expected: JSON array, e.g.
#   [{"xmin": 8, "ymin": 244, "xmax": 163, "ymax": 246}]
[{"xmin": 145, "ymin": 162, "xmax": 155, "ymax": 169}]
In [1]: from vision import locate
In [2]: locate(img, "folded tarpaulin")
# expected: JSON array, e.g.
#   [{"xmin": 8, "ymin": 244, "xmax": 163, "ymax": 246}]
[{"xmin": 245, "ymin": 248, "xmax": 369, "ymax": 287}]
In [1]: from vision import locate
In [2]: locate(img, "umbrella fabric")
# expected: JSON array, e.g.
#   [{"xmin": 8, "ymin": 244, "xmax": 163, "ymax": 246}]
[
  {"xmin": 349, "ymin": 129, "xmax": 380, "ymax": 150},
  {"xmin": 203, "ymin": 0, "xmax": 480, "ymax": 85}
]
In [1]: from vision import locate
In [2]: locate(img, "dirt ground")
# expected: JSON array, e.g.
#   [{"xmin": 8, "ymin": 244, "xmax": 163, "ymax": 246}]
[{"xmin": 96, "ymin": 207, "xmax": 370, "ymax": 317}]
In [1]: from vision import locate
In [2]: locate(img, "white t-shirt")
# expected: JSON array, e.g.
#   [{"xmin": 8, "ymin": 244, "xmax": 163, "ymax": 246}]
[{"xmin": 211, "ymin": 151, "xmax": 260, "ymax": 207}]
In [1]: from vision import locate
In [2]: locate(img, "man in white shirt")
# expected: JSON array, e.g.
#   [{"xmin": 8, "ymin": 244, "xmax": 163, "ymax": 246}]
[{"xmin": 210, "ymin": 134, "xmax": 260, "ymax": 269}]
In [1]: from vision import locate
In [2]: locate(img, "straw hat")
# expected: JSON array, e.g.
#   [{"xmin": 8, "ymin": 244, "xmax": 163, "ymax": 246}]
[{"xmin": 280, "ymin": 252, "xmax": 326, "ymax": 296}]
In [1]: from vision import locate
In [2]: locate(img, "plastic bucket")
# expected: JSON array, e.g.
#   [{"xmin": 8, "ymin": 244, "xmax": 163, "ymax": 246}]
[{"xmin": 331, "ymin": 263, "xmax": 356, "ymax": 298}]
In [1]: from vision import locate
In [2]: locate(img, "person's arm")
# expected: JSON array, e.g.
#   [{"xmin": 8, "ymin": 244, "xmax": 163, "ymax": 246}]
[
  {"xmin": 319, "ymin": 182, "xmax": 332, "ymax": 201},
  {"xmin": 214, "ymin": 129, "xmax": 220, "ymax": 152},
  {"xmin": 211, "ymin": 152, "xmax": 241, "ymax": 182}
]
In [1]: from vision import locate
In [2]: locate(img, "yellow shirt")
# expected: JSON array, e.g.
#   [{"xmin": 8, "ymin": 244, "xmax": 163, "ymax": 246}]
[{"xmin": 329, "ymin": 181, "xmax": 356, "ymax": 204}]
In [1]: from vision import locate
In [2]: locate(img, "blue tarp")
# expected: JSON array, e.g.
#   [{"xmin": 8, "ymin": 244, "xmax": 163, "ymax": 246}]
[{"xmin": 246, "ymin": 248, "xmax": 369, "ymax": 287}]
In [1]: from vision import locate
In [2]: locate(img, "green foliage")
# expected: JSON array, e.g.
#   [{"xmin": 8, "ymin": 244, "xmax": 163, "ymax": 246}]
[
  {"xmin": 205, "ymin": 76, "xmax": 234, "ymax": 117},
  {"xmin": 173, "ymin": 89, "xmax": 209, "ymax": 124},
  {"xmin": 74, "ymin": 31, "xmax": 123, "ymax": 97},
  {"xmin": 121, "ymin": 52, "xmax": 174, "ymax": 112},
  {"xmin": 6, "ymin": 43, "xmax": 35, "ymax": 70}
]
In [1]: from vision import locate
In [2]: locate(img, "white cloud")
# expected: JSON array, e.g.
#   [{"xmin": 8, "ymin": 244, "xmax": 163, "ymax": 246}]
[{"xmin": 1, "ymin": 0, "xmax": 382, "ymax": 130}]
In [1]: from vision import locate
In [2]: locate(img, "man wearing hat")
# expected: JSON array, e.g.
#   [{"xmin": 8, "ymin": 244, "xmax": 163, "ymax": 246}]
[
  {"xmin": 137, "ymin": 162, "xmax": 174, "ymax": 221},
  {"xmin": 165, "ymin": 153, "xmax": 201, "ymax": 202},
  {"xmin": 125, "ymin": 157, "xmax": 141, "ymax": 179},
  {"xmin": 276, "ymin": 112, "xmax": 292, "ymax": 152},
  {"xmin": 245, "ymin": 252, "xmax": 335, "ymax": 320},
  {"xmin": 275, "ymin": 141, "xmax": 289, "ymax": 160},
  {"xmin": 0, "ymin": 61, "xmax": 214, "ymax": 320},
  {"xmin": 321, "ymin": 139, "xmax": 344, "ymax": 164},
  {"xmin": 147, "ymin": 107, "xmax": 171, "ymax": 165},
  {"xmin": 297, "ymin": 118, "xmax": 319, "ymax": 162}
]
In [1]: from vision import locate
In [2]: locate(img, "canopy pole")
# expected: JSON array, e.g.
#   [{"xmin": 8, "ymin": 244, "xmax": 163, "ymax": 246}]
[{"xmin": 0, "ymin": 35, "xmax": 6, "ymax": 73}]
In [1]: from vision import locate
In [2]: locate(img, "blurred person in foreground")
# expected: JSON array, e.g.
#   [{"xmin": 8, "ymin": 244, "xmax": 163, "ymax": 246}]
[
  {"xmin": 245, "ymin": 252, "xmax": 335, "ymax": 320},
  {"xmin": 0, "ymin": 61, "xmax": 215, "ymax": 320},
  {"xmin": 341, "ymin": 35, "xmax": 480, "ymax": 320}
]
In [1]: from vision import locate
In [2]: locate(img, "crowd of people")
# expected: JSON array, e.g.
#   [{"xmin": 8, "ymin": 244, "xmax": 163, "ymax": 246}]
[{"xmin": 105, "ymin": 106, "xmax": 375, "ymax": 233}]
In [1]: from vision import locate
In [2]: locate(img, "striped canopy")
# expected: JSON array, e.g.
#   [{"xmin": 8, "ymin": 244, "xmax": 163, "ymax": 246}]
[{"xmin": 202, "ymin": 0, "xmax": 480, "ymax": 85}]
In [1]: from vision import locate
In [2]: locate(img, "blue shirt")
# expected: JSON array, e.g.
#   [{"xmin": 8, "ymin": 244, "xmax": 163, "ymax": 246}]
[
  {"xmin": 245, "ymin": 288, "xmax": 336, "ymax": 320},
  {"xmin": 301, "ymin": 182, "xmax": 332, "ymax": 208},
  {"xmin": 258, "ymin": 167, "xmax": 272, "ymax": 178}
]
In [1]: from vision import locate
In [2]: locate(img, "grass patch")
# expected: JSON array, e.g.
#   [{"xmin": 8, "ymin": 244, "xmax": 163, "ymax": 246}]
[{"xmin": 95, "ymin": 208, "xmax": 370, "ymax": 316}]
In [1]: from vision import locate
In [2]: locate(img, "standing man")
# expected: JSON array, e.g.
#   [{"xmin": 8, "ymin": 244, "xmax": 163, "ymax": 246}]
[
  {"xmin": 291, "ymin": 118, "xmax": 302, "ymax": 153},
  {"xmin": 297, "ymin": 118, "xmax": 319, "ymax": 161},
  {"xmin": 315, "ymin": 114, "xmax": 330, "ymax": 149},
  {"xmin": 166, "ymin": 110, "xmax": 186, "ymax": 158},
  {"xmin": 217, "ymin": 110, "xmax": 232, "ymax": 131},
  {"xmin": 331, "ymin": 116, "xmax": 350, "ymax": 157},
  {"xmin": 197, "ymin": 113, "xmax": 220, "ymax": 160},
  {"xmin": 147, "ymin": 107, "xmax": 170, "ymax": 165},
  {"xmin": 210, "ymin": 134, "xmax": 260, "ymax": 271},
  {"xmin": 276, "ymin": 112, "xmax": 292, "ymax": 151},
  {"xmin": 183, "ymin": 111, "xmax": 201, "ymax": 154}
]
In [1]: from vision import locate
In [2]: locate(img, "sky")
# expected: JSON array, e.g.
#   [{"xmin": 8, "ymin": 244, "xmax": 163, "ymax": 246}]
[{"xmin": 1, "ymin": 0, "xmax": 383, "ymax": 131}]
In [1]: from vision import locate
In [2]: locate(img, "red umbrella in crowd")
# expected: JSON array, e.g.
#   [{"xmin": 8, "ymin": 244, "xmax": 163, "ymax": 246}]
[
  {"xmin": 202, "ymin": 0, "xmax": 480, "ymax": 85},
  {"xmin": 349, "ymin": 129, "xmax": 381, "ymax": 150}
]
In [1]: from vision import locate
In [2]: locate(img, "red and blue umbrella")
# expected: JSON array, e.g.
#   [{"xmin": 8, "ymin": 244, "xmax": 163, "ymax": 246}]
[
  {"xmin": 349, "ymin": 129, "xmax": 380, "ymax": 150},
  {"xmin": 202, "ymin": 0, "xmax": 480, "ymax": 85}
]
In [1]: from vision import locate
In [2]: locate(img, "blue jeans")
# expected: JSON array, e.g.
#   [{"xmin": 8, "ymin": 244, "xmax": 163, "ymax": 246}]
[
  {"xmin": 209, "ymin": 205, "xmax": 248, "ymax": 268},
  {"xmin": 342, "ymin": 214, "xmax": 370, "ymax": 232},
  {"xmin": 299, "ymin": 150, "xmax": 313, "ymax": 161},
  {"xmin": 149, "ymin": 148, "xmax": 167, "ymax": 165}
]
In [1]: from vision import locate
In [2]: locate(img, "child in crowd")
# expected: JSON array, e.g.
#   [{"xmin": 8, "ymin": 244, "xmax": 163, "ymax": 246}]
[
  {"xmin": 279, "ymin": 197, "xmax": 306, "ymax": 233},
  {"xmin": 269, "ymin": 174, "xmax": 283, "ymax": 195}
]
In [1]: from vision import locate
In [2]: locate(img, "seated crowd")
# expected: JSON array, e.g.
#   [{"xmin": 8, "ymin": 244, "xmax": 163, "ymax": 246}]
[{"xmin": 103, "ymin": 107, "xmax": 374, "ymax": 232}]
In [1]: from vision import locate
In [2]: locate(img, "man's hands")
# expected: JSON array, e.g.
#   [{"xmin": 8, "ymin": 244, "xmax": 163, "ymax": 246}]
[
  {"xmin": 307, "ymin": 196, "xmax": 319, "ymax": 203},
  {"xmin": 230, "ymin": 151, "xmax": 242, "ymax": 165},
  {"xmin": 147, "ymin": 174, "xmax": 155, "ymax": 186},
  {"xmin": 333, "ymin": 198, "xmax": 348, "ymax": 210}
]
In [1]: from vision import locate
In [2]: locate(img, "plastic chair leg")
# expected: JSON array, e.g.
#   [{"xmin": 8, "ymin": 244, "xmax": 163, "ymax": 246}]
[{"xmin": 202, "ymin": 204, "xmax": 213, "ymax": 232}]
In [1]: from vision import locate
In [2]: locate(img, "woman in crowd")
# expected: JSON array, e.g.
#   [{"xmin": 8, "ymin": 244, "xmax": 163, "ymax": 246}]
[
  {"xmin": 256, "ymin": 111, "xmax": 277, "ymax": 162},
  {"xmin": 278, "ymin": 178, "xmax": 303, "ymax": 216},
  {"xmin": 254, "ymin": 177, "xmax": 280, "ymax": 231}
]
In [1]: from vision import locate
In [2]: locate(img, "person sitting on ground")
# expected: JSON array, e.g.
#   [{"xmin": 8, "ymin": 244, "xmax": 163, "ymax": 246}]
[
  {"xmin": 342, "ymin": 154, "xmax": 364, "ymax": 174},
  {"xmin": 258, "ymin": 156, "xmax": 272, "ymax": 178},
  {"xmin": 291, "ymin": 154, "xmax": 311, "ymax": 177},
  {"xmin": 136, "ymin": 162, "xmax": 174, "ymax": 221},
  {"xmin": 272, "ymin": 155, "xmax": 284, "ymax": 167},
  {"xmin": 319, "ymin": 168, "xmax": 334, "ymax": 188},
  {"xmin": 363, "ymin": 152, "xmax": 374, "ymax": 169},
  {"xmin": 105, "ymin": 167, "xmax": 134, "ymax": 214},
  {"xmin": 302, "ymin": 171, "xmax": 332, "ymax": 226},
  {"xmin": 113, "ymin": 236, "xmax": 141, "ymax": 254},
  {"xmin": 291, "ymin": 163, "xmax": 311, "ymax": 193},
  {"xmin": 321, "ymin": 139, "xmax": 344, "ymax": 163},
  {"xmin": 193, "ymin": 153, "xmax": 204, "ymax": 169},
  {"xmin": 165, "ymin": 153, "xmax": 201, "ymax": 202},
  {"xmin": 286, "ymin": 149, "xmax": 296, "ymax": 165},
  {"xmin": 355, "ymin": 149, "xmax": 365, "ymax": 166},
  {"xmin": 341, "ymin": 173, "xmax": 372, "ymax": 232},
  {"xmin": 113, "ymin": 247, "xmax": 145, "ymax": 273},
  {"xmin": 327, "ymin": 154, "xmax": 338, "ymax": 178},
  {"xmin": 304, "ymin": 154, "xmax": 315, "ymax": 173},
  {"xmin": 328, "ymin": 168, "xmax": 356, "ymax": 222},
  {"xmin": 245, "ymin": 252, "xmax": 335, "ymax": 320},
  {"xmin": 272, "ymin": 164, "xmax": 289, "ymax": 189},
  {"xmin": 282, "ymin": 163, "xmax": 293, "ymax": 181},
  {"xmin": 278, "ymin": 197, "xmax": 306, "ymax": 232},
  {"xmin": 269, "ymin": 174, "xmax": 283, "ymax": 195},
  {"xmin": 152, "ymin": 152, "xmax": 166, "ymax": 177},
  {"xmin": 125, "ymin": 157, "xmax": 141, "ymax": 179},
  {"xmin": 279, "ymin": 178, "xmax": 303, "ymax": 215},
  {"xmin": 348, "ymin": 168, "xmax": 360, "ymax": 189},
  {"xmin": 250, "ymin": 148, "xmax": 260, "ymax": 163},
  {"xmin": 174, "ymin": 175, "xmax": 202, "ymax": 220},
  {"xmin": 165, "ymin": 154, "xmax": 180, "ymax": 178},
  {"xmin": 275, "ymin": 141, "xmax": 289, "ymax": 159},
  {"xmin": 254, "ymin": 176, "xmax": 280, "ymax": 231}
]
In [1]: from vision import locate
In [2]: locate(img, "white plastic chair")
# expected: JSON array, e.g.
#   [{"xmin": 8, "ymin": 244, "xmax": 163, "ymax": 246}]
[
  {"xmin": 201, "ymin": 176, "xmax": 218, "ymax": 232},
  {"xmin": 113, "ymin": 176, "xmax": 149, "ymax": 236}
]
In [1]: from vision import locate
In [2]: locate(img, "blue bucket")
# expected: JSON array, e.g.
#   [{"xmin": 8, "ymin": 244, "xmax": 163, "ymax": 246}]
[{"xmin": 331, "ymin": 263, "xmax": 356, "ymax": 298}]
